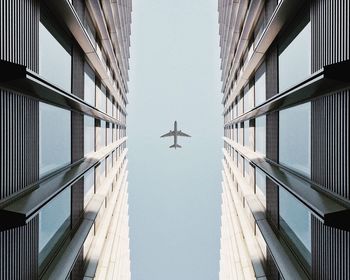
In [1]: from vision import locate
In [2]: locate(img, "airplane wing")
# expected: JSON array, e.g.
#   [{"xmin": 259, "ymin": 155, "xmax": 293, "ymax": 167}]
[
  {"xmin": 160, "ymin": 131, "xmax": 175, "ymax": 138},
  {"xmin": 177, "ymin": 131, "xmax": 191, "ymax": 137}
]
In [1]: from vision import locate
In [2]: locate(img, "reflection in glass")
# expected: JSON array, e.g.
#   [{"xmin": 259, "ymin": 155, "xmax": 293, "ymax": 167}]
[
  {"xmin": 255, "ymin": 62, "xmax": 266, "ymax": 106},
  {"xmin": 255, "ymin": 116, "xmax": 266, "ymax": 156},
  {"xmin": 279, "ymin": 19, "xmax": 311, "ymax": 92},
  {"xmin": 84, "ymin": 62, "xmax": 95, "ymax": 106},
  {"xmin": 39, "ymin": 103, "xmax": 71, "ymax": 177},
  {"xmin": 39, "ymin": 21, "xmax": 71, "ymax": 92},
  {"xmin": 279, "ymin": 103, "xmax": 310, "ymax": 177},
  {"xmin": 84, "ymin": 116, "xmax": 95, "ymax": 156},
  {"xmin": 39, "ymin": 187, "xmax": 71, "ymax": 267},
  {"xmin": 100, "ymin": 120, "xmax": 106, "ymax": 149},
  {"xmin": 244, "ymin": 121, "xmax": 249, "ymax": 147},
  {"xmin": 279, "ymin": 187, "xmax": 311, "ymax": 267},
  {"xmin": 84, "ymin": 169, "xmax": 95, "ymax": 207},
  {"xmin": 255, "ymin": 168, "xmax": 266, "ymax": 205}
]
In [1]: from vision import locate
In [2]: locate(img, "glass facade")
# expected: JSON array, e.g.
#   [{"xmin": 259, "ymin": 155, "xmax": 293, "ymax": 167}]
[
  {"xmin": 84, "ymin": 115, "xmax": 95, "ymax": 156},
  {"xmin": 254, "ymin": 62, "xmax": 266, "ymax": 106},
  {"xmin": 279, "ymin": 187, "xmax": 311, "ymax": 266},
  {"xmin": 100, "ymin": 120, "xmax": 106, "ymax": 148},
  {"xmin": 39, "ymin": 186, "xmax": 71, "ymax": 267},
  {"xmin": 278, "ymin": 17, "xmax": 311, "ymax": 92},
  {"xmin": 255, "ymin": 168, "xmax": 266, "ymax": 205},
  {"xmin": 39, "ymin": 18, "xmax": 71, "ymax": 92},
  {"xmin": 39, "ymin": 103, "xmax": 71, "ymax": 177},
  {"xmin": 84, "ymin": 169, "xmax": 95, "ymax": 207},
  {"xmin": 279, "ymin": 103, "xmax": 311, "ymax": 177},
  {"xmin": 244, "ymin": 120, "xmax": 249, "ymax": 147},
  {"xmin": 255, "ymin": 116, "xmax": 266, "ymax": 156},
  {"xmin": 84, "ymin": 62, "xmax": 96, "ymax": 106}
]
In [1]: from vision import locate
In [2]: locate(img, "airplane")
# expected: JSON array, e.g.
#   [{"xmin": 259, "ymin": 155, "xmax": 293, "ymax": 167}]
[{"xmin": 160, "ymin": 121, "xmax": 191, "ymax": 149}]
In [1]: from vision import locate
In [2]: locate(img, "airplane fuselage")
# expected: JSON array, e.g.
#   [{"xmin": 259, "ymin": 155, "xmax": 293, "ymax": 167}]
[{"xmin": 173, "ymin": 121, "xmax": 178, "ymax": 147}]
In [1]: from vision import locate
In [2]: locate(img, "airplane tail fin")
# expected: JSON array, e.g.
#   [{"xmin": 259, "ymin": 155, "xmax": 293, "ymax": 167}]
[{"xmin": 169, "ymin": 144, "xmax": 181, "ymax": 149}]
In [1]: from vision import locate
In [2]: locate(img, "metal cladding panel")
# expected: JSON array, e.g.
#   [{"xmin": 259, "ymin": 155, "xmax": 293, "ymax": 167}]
[
  {"xmin": 71, "ymin": 178, "xmax": 84, "ymax": 230},
  {"xmin": 0, "ymin": 92, "xmax": 39, "ymax": 200},
  {"xmin": 0, "ymin": 0, "xmax": 40, "ymax": 200},
  {"xmin": 312, "ymin": 216, "xmax": 350, "ymax": 280},
  {"xmin": 310, "ymin": 1, "xmax": 350, "ymax": 279},
  {"xmin": 311, "ymin": 0, "xmax": 350, "ymax": 200},
  {"xmin": 0, "ymin": 0, "xmax": 39, "ymax": 72},
  {"xmin": 0, "ymin": 216, "xmax": 39, "ymax": 280},
  {"xmin": 266, "ymin": 177, "xmax": 279, "ymax": 231},
  {"xmin": 265, "ymin": 45, "xmax": 279, "ymax": 163}
]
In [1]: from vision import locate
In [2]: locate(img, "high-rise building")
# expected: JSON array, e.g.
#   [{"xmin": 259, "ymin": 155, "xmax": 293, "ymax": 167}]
[
  {"xmin": 218, "ymin": 0, "xmax": 350, "ymax": 279},
  {"xmin": 0, "ymin": 0, "xmax": 131, "ymax": 279}
]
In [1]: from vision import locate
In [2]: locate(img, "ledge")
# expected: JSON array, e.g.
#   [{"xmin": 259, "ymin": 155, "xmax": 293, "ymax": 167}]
[
  {"xmin": 0, "ymin": 60, "xmax": 125, "ymax": 126},
  {"xmin": 42, "ymin": 0, "xmax": 128, "ymax": 101},
  {"xmin": 222, "ymin": 141, "xmax": 350, "ymax": 231},
  {"xmin": 222, "ymin": 0, "xmax": 305, "ymax": 102},
  {"xmin": 221, "ymin": 0, "xmax": 264, "ymax": 91},
  {"xmin": 225, "ymin": 60, "xmax": 350, "ymax": 125},
  {"xmin": 222, "ymin": 163, "xmax": 309, "ymax": 280},
  {"xmin": 0, "ymin": 137, "xmax": 127, "ymax": 231},
  {"xmin": 42, "ymin": 166, "xmax": 128, "ymax": 279}
]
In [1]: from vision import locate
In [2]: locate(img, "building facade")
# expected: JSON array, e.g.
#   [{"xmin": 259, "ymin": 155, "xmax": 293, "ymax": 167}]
[
  {"xmin": 0, "ymin": 0, "xmax": 131, "ymax": 279},
  {"xmin": 218, "ymin": 0, "xmax": 350, "ymax": 279}
]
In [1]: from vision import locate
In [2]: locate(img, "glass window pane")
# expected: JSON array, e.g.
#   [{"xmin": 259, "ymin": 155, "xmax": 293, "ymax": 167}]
[
  {"xmin": 84, "ymin": 169, "xmax": 94, "ymax": 207},
  {"xmin": 279, "ymin": 103, "xmax": 311, "ymax": 177},
  {"xmin": 255, "ymin": 168, "xmax": 266, "ymax": 205},
  {"xmin": 39, "ymin": 21, "xmax": 71, "ymax": 92},
  {"xmin": 279, "ymin": 20, "xmax": 311, "ymax": 92},
  {"xmin": 279, "ymin": 187, "xmax": 311, "ymax": 266},
  {"xmin": 84, "ymin": 62, "xmax": 95, "ymax": 106},
  {"xmin": 39, "ymin": 187, "xmax": 71, "ymax": 267},
  {"xmin": 39, "ymin": 103, "xmax": 71, "ymax": 177},
  {"xmin": 244, "ymin": 120, "xmax": 249, "ymax": 147},
  {"xmin": 100, "ymin": 120, "xmax": 106, "ymax": 148},
  {"xmin": 84, "ymin": 116, "xmax": 95, "ymax": 156},
  {"xmin": 255, "ymin": 62, "xmax": 266, "ymax": 106},
  {"xmin": 255, "ymin": 116, "xmax": 266, "ymax": 156}
]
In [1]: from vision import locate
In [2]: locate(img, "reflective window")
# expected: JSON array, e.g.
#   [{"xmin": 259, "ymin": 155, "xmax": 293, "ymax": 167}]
[
  {"xmin": 84, "ymin": 169, "xmax": 95, "ymax": 207},
  {"xmin": 39, "ymin": 103, "xmax": 71, "ymax": 177},
  {"xmin": 97, "ymin": 83, "xmax": 107, "ymax": 112},
  {"xmin": 84, "ymin": 116, "xmax": 95, "ymax": 156},
  {"xmin": 39, "ymin": 17, "xmax": 71, "ymax": 92},
  {"xmin": 279, "ymin": 17, "xmax": 311, "ymax": 92},
  {"xmin": 255, "ymin": 116, "xmax": 266, "ymax": 156},
  {"xmin": 279, "ymin": 187, "xmax": 311, "ymax": 266},
  {"xmin": 39, "ymin": 187, "xmax": 71, "ymax": 268},
  {"xmin": 85, "ymin": 11, "xmax": 96, "ymax": 47},
  {"xmin": 107, "ymin": 122, "xmax": 112, "ymax": 145},
  {"xmin": 100, "ymin": 159, "xmax": 106, "ymax": 182},
  {"xmin": 84, "ymin": 62, "xmax": 95, "ymax": 106},
  {"xmin": 255, "ymin": 168, "xmax": 266, "ymax": 205},
  {"xmin": 279, "ymin": 103, "xmax": 311, "ymax": 177},
  {"xmin": 100, "ymin": 120, "xmax": 106, "ymax": 148},
  {"xmin": 107, "ymin": 96, "xmax": 113, "ymax": 116},
  {"xmin": 243, "ymin": 85, "xmax": 249, "ymax": 113},
  {"xmin": 255, "ymin": 62, "xmax": 266, "ymax": 106},
  {"xmin": 244, "ymin": 120, "xmax": 249, "ymax": 147}
]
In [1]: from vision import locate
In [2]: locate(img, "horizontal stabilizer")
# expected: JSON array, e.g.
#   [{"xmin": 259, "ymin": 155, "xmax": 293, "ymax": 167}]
[{"xmin": 169, "ymin": 144, "xmax": 181, "ymax": 149}]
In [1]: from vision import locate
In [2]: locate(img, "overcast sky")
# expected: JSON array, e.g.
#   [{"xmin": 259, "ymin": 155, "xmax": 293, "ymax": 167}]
[{"xmin": 127, "ymin": 0, "xmax": 223, "ymax": 279}]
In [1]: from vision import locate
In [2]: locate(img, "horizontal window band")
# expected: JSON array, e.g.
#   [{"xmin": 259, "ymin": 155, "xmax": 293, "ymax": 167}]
[
  {"xmin": 0, "ymin": 60, "xmax": 126, "ymax": 127},
  {"xmin": 221, "ymin": 169, "xmax": 309, "ymax": 280},
  {"xmin": 221, "ymin": 0, "xmax": 264, "ymax": 96},
  {"xmin": 222, "ymin": 0, "xmax": 305, "ymax": 101},
  {"xmin": 224, "ymin": 59, "xmax": 350, "ymax": 126},
  {"xmin": 85, "ymin": 0, "xmax": 130, "ymax": 89},
  {"xmin": 42, "ymin": 165, "xmax": 128, "ymax": 279},
  {"xmin": 0, "ymin": 137, "xmax": 127, "ymax": 231},
  {"xmin": 42, "ymin": 0, "xmax": 128, "ymax": 100},
  {"xmin": 223, "ymin": 139, "xmax": 350, "ymax": 231}
]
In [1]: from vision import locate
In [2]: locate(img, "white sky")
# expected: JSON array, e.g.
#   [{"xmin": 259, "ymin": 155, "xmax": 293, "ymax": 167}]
[{"xmin": 127, "ymin": 0, "xmax": 223, "ymax": 279}]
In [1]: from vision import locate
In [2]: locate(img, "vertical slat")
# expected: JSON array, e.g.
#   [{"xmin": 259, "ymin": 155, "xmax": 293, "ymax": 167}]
[{"xmin": 311, "ymin": 0, "xmax": 350, "ymax": 279}]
